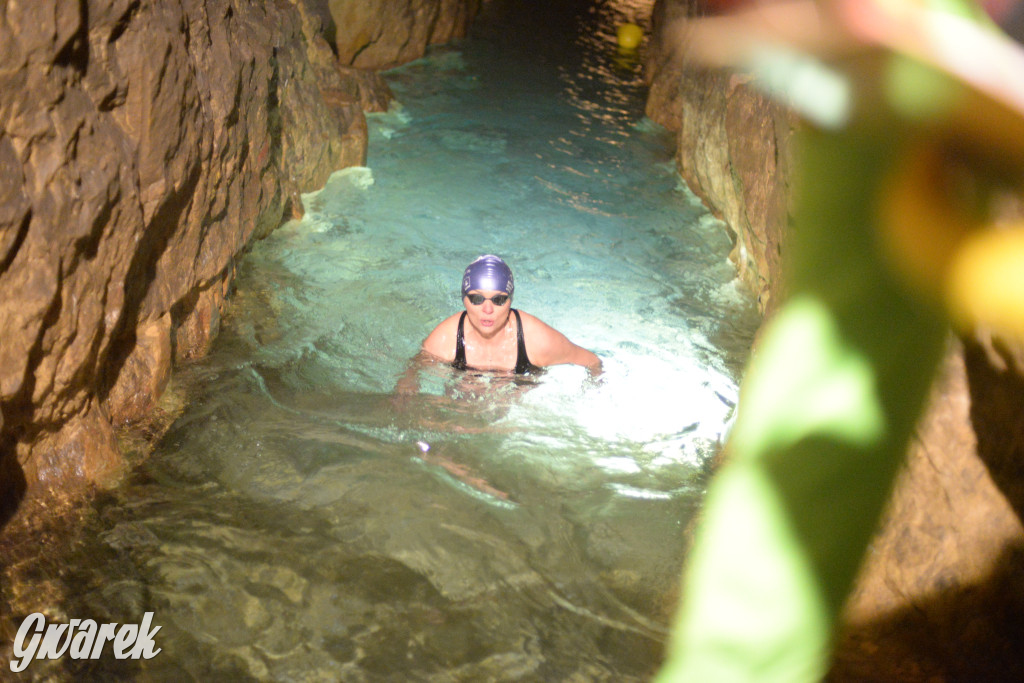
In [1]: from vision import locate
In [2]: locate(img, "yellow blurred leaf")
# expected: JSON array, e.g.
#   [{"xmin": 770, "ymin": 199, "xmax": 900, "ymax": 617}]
[{"xmin": 946, "ymin": 224, "xmax": 1024, "ymax": 340}]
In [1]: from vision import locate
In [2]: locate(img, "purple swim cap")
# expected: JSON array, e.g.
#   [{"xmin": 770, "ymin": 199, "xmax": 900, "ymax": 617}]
[{"xmin": 461, "ymin": 255, "xmax": 514, "ymax": 298}]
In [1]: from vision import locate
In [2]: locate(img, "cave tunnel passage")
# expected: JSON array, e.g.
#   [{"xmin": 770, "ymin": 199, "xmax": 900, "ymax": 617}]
[{"xmin": 11, "ymin": 0, "xmax": 762, "ymax": 679}]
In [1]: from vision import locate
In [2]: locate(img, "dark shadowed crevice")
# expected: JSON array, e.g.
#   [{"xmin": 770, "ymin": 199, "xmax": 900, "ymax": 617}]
[
  {"xmin": 0, "ymin": 260, "xmax": 67, "ymax": 526},
  {"xmin": 98, "ymin": 159, "xmax": 204, "ymax": 405},
  {"xmin": 830, "ymin": 340, "xmax": 1024, "ymax": 681},
  {"xmin": 829, "ymin": 542, "xmax": 1024, "ymax": 682},
  {"xmin": 0, "ymin": 430, "xmax": 27, "ymax": 529},
  {"xmin": 0, "ymin": 209, "xmax": 31, "ymax": 275},
  {"xmin": 54, "ymin": 0, "xmax": 90, "ymax": 74},
  {"xmin": 107, "ymin": 0, "xmax": 141, "ymax": 44},
  {"xmin": 167, "ymin": 286, "xmax": 200, "ymax": 362},
  {"xmin": 70, "ymin": 189, "xmax": 115, "ymax": 267},
  {"xmin": 965, "ymin": 339, "xmax": 1024, "ymax": 526},
  {"xmin": 260, "ymin": 47, "xmax": 290, "ymax": 229},
  {"xmin": 349, "ymin": 38, "xmax": 378, "ymax": 66},
  {"xmin": 9, "ymin": 262, "xmax": 66, "ymax": 438}
]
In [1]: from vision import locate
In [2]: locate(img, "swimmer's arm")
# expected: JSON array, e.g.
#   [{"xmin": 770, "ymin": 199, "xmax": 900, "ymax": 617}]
[
  {"xmin": 523, "ymin": 314, "xmax": 602, "ymax": 374},
  {"xmin": 420, "ymin": 313, "xmax": 461, "ymax": 363},
  {"xmin": 553, "ymin": 338, "xmax": 602, "ymax": 376},
  {"xmin": 567, "ymin": 343, "xmax": 603, "ymax": 374},
  {"xmin": 394, "ymin": 314, "xmax": 460, "ymax": 404},
  {"xmin": 394, "ymin": 350, "xmax": 430, "ymax": 398}
]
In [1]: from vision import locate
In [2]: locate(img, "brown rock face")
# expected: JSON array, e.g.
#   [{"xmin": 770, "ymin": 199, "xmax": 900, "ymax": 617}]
[
  {"xmin": 326, "ymin": 0, "xmax": 481, "ymax": 70},
  {"xmin": 833, "ymin": 339, "xmax": 1024, "ymax": 681},
  {"xmin": 0, "ymin": 0, "xmax": 408, "ymax": 522},
  {"xmin": 645, "ymin": 2, "xmax": 791, "ymax": 315},
  {"xmin": 104, "ymin": 312, "xmax": 172, "ymax": 426}
]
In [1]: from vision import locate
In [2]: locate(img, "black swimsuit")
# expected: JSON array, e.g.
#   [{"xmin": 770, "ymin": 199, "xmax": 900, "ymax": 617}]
[{"xmin": 453, "ymin": 309, "xmax": 538, "ymax": 375}]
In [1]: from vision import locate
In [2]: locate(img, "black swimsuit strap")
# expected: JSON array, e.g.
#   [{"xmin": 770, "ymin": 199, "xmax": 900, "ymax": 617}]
[
  {"xmin": 452, "ymin": 309, "xmax": 535, "ymax": 374},
  {"xmin": 453, "ymin": 311, "xmax": 468, "ymax": 370},
  {"xmin": 512, "ymin": 309, "xmax": 534, "ymax": 375}
]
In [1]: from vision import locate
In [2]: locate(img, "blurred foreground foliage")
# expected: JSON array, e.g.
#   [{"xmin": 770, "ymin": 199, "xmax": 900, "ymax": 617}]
[{"xmin": 657, "ymin": 1, "xmax": 1024, "ymax": 680}]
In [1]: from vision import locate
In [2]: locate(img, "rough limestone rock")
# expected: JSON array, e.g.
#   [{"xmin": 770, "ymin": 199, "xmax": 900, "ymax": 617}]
[
  {"xmin": 645, "ymin": 0, "xmax": 791, "ymax": 315},
  {"xmin": 0, "ymin": 0, "xmax": 403, "ymax": 520},
  {"xmin": 833, "ymin": 339, "xmax": 1024, "ymax": 681},
  {"xmin": 326, "ymin": 0, "xmax": 481, "ymax": 70},
  {"xmin": 105, "ymin": 312, "xmax": 172, "ymax": 426},
  {"xmin": 644, "ymin": 0, "xmax": 1024, "ymax": 678}
]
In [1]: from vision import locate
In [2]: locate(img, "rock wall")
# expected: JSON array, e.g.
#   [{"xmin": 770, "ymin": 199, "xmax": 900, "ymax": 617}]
[
  {"xmin": 644, "ymin": 0, "xmax": 1024, "ymax": 678},
  {"xmin": 833, "ymin": 338, "xmax": 1024, "ymax": 681},
  {"xmin": 327, "ymin": 0, "xmax": 481, "ymax": 69},
  {"xmin": 644, "ymin": 0, "xmax": 792, "ymax": 315},
  {"xmin": 0, "ymin": 0, "xmax": 478, "ymax": 525}
]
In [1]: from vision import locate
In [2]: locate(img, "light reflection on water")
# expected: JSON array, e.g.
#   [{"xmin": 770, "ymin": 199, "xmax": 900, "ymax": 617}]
[{"xmin": 35, "ymin": 0, "xmax": 759, "ymax": 680}]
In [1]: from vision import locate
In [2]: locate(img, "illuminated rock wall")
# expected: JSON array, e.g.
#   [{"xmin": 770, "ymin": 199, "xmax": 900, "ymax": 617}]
[
  {"xmin": 0, "ymin": 0, "xmax": 477, "ymax": 522},
  {"xmin": 327, "ymin": 0, "xmax": 481, "ymax": 70},
  {"xmin": 644, "ymin": 0, "xmax": 792, "ymax": 315}
]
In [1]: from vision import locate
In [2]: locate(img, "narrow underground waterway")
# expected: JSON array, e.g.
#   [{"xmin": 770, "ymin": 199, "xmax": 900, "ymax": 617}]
[{"xmin": 37, "ymin": 1, "xmax": 759, "ymax": 680}]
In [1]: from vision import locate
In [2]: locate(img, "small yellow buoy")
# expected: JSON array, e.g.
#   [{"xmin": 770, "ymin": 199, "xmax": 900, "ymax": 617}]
[{"xmin": 616, "ymin": 23, "xmax": 643, "ymax": 50}]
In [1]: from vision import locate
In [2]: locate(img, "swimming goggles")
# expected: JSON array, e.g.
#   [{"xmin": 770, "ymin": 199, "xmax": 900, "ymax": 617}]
[{"xmin": 466, "ymin": 293, "xmax": 510, "ymax": 306}]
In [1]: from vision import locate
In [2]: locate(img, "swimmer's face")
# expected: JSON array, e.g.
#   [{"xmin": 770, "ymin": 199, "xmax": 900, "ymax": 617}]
[{"xmin": 463, "ymin": 289, "xmax": 512, "ymax": 336}]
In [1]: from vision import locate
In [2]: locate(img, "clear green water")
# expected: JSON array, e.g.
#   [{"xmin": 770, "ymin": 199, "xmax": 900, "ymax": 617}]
[{"xmin": 28, "ymin": 1, "xmax": 759, "ymax": 680}]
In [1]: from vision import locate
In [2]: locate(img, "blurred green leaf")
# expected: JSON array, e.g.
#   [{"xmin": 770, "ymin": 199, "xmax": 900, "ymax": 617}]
[{"xmin": 656, "ymin": 126, "xmax": 948, "ymax": 683}]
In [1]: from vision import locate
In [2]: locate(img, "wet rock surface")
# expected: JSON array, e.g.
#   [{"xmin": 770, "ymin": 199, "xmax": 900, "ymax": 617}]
[
  {"xmin": 326, "ymin": 0, "xmax": 481, "ymax": 70},
  {"xmin": 0, "ymin": 0, "xmax": 482, "ymax": 521},
  {"xmin": 645, "ymin": 0, "xmax": 792, "ymax": 315}
]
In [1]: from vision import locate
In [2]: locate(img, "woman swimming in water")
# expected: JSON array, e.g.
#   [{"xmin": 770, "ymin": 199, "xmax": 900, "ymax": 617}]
[
  {"xmin": 421, "ymin": 255, "xmax": 601, "ymax": 375},
  {"xmin": 419, "ymin": 254, "xmax": 602, "ymax": 376},
  {"xmin": 392, "ymin": 255, "xmax": 600, "ymax": 499}
]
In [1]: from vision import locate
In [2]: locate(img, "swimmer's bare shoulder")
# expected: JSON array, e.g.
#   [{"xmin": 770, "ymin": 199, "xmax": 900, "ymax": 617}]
[
  {"xmin": 518, "ymin": 311, "xmax": 601, "ymax": 371},
  {"xmin": 421, "ymin": 312, "xmax": 462, "ymax": 362}
]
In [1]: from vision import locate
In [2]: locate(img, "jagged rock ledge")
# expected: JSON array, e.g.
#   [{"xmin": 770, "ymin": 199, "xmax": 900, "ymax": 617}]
[
  {"xmin": 0, "ymin": 0, "xmax": 479, "ymax": 525},
  {"xmin": 644, "ymin": 0, "xmax": 792, "ymax": 316}
]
